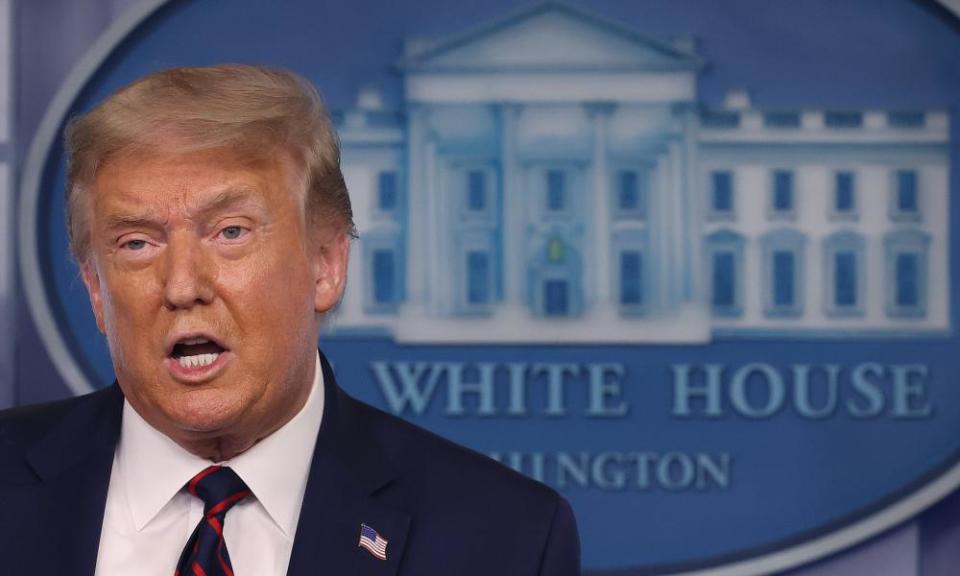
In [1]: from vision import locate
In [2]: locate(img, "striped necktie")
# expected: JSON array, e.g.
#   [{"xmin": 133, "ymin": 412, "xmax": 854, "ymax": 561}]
[{"xmin": 175, "ymin": 466, "xmax": 252, "ymax": 576}]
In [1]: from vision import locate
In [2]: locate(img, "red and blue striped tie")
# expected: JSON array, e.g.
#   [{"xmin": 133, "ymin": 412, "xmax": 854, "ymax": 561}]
[{"xmin": 175, "ymin": 466, "xmax": 252, "ymax": 576}]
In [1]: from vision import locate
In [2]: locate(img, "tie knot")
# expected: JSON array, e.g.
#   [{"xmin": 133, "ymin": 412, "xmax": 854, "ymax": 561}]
[{"xmin": 187, "ymin": 465, "xmax": 251, "ymax": 517}]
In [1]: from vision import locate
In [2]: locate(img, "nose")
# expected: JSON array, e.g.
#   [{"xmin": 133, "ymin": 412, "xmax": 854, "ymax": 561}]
[{"xmin": 162, "ymin": 233, "xmax": 215, "ymax": 310}]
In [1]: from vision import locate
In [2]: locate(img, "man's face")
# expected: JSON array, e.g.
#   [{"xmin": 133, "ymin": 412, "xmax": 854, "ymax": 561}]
[{"xmin": 81, "ymin": 145, "xmax": 348, "ymax": 458}]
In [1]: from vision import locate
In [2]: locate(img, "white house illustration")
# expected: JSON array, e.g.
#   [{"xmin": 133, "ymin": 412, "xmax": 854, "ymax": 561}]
[{"xmin": 330, "ymin": 2, "xmax": 951, "ymax": 343}]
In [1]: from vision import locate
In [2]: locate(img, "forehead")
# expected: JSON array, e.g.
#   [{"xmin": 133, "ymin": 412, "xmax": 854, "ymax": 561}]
[{"xmin": 90, "ymin": 146, "xmax": 304, "ymax": 214}]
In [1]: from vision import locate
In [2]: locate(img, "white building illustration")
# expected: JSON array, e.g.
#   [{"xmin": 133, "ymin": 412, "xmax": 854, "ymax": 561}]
[{"xmin": 330, "ymin": 2, "xmax": 950, "ymax": 343}]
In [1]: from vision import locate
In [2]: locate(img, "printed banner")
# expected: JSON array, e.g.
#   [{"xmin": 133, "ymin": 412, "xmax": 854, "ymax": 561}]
[{"xmin": 20, "ymin": 1, "xmax": 960, "ymax": 572}]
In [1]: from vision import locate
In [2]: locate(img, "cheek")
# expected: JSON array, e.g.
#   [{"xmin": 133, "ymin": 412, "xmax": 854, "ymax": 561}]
[
  {"xmin": 216, "ymin": 256, "xmax": 318, "ymax": 395},
  {"xmin": 219, "ymin": 248, "xmax": 316, "ymax": 327},
  {"xmin": 99, "ymin": 274, "xmax": 163, "ymax": 365}
]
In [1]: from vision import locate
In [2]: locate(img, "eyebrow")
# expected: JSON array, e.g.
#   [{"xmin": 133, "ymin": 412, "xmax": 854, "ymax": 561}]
[{"xmin": 101, "ymin": 187, "xmax": 263, "ymax": 234}]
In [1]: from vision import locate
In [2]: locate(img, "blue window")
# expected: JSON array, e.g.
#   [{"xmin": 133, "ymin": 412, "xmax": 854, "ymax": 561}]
[
  {"xmin": 772, "ymin": 251, "xmax": 795, "ymax": 307},
  {"xmin": 888, "ymin": 112, "xmax": 925, "ymax": 128},
  {"xmin": 896, "ymin": 170, "xmax": 918, "ymax": 214},
  {"xmin": 619, "ymin": 171, "xmax": 638, "ymax": 211},
  {"xmin": 772, "ymin": 170, "xmax": 794, "ymax": 215},
  {"xmin": 764, "ymin": 112, "xmax": 801, "ymax": 128},
  {"xmin": 884, "ymin": 230, "xmax": 929, "ymax": 318},
  {"xmin": 825, "ymin": 112, "xmax": 862, "ymax": 128},
  {"xmin": 615, "ymin": 170, "xmax": 647, "ymax": 219},
  {"xmin": 712, "ymin": 252, "xmax": 735, "ymax": 309},
  {"xmin": 761, "ymin": 229, "xmax": 806, "ymax": 317},
  {"xmin": 834, "ymin": 252, "xmax": 857, "ymax": 307},
  {"xmin": 544, "ymin": 280, "xmax": 569, "ymax": 316},
  {"xmin": 467, "ymin": 251, "xmax": 490, "ymax": 305},
  {"xmin": 547, "ymin": 170, "xmax": 566, "ymax": 211},
  {"xmin": 620, "ymin": 251, "xmax": 643, "ymax": 306},
  {"xmin": 372, "ymin": 250, "xmax": 395, "ymax": 305},
  {"xmin": 895, "ymin": 254, "xmax": 919, "ymax": 308},
  {"xmin": 824, "ymin": 231, "xmax": 865, "ymax": 317},
  {"xmin": 711, "ymin": 171, "xmax": 734, "ymax": 217},
  {"xmin": 835, "ymin": 172, "xmax": 855, "ymax": 214},
  {"xmin": 377, "ymin": 171, "xmax": 398, "ymax": 212},
  {"xmin": 467, "ymin": 170, "xmax": 486, "ymax": 211},
  {"xmin": 701, "ymin": 110, "xmax": 740, "ymax": 129},
  {"xmin": 705, "ymin": 229, "xmax": 745, "ymax": 317}
]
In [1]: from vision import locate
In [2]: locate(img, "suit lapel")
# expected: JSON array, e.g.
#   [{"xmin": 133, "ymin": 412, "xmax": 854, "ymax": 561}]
[
  {"xmin": 25, "ymin": 385, "xmax": 123, "ymax": 576},
  {"xmin": 287, "ymin": 354, "xmax": 410, "ymax": 576}
]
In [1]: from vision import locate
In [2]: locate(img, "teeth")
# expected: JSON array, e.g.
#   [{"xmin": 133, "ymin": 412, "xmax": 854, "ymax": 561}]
[
  {"xmin": 180, "ymin": 337, "xmax": 211, "ymax": 345},
  {"xmin": 177, "ymin": 352, "xmax": 219, "ymax": 370}
]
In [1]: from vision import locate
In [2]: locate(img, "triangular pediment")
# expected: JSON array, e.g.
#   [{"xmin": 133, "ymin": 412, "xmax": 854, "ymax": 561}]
[{"xmin": 400, "ymin": 2, "xmax": 700, "ymax": 73}]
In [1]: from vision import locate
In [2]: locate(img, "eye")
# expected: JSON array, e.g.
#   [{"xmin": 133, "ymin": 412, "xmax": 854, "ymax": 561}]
[
  {"xmin": 122, "ymin": 239, "xmax": 148, "ymax": 251},
  {"xmin": 219, "ymin": 225, "xmax": 249, "ymax": 241}
]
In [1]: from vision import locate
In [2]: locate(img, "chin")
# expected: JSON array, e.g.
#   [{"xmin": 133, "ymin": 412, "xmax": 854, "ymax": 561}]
[{"xmin": 165, "ymin": 393, "xmax": 245, "ymax": 435}]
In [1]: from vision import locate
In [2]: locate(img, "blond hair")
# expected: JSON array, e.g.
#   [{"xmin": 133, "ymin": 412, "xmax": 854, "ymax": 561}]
[{"xmin": 64, "ymin": 64, "xmax": 355, "ymax": 261}]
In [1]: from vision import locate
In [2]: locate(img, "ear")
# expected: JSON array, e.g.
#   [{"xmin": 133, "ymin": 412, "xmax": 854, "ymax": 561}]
[
  {"xmin": 80, "ymin": 260, "xmax": 107, "ymax": 334},
  {"xmin": 313, "ymin": 231, "xmax": 350, "ymax": 313}
]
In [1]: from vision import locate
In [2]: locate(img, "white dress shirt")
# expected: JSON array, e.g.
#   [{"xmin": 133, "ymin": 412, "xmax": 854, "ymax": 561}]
[{"xmin": 95, "ymin": 353, "xmax": 325, "ymax": 576}]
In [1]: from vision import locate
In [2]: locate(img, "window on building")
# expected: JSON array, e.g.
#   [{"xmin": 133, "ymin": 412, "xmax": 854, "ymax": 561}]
[
  {"xmin": 712, "ymin": 252, "xmax": 736, "ymax": 309},
  {"xmin": 372, "ymin": 249, "xmax": 396, "ymax": 306},
  {"xmin": 544, "ymin": 279, "xmax": 569, "ymax": 316},
  {"xmin": 377, "ymin": 171, "xmax": 398, "ymax": 213},
  {"xmin": 364, "ymin": 235, "xmax": 404, "ymax": 314},
  {"xmin": 547, "ymin": 170, "xmax": 566, "ymax": 212},
  {"xmin": 466, "ymin": 251, "xmax": 490, "ymax": 305},
  {"xmin": 620, "ymin": 251, "xmax": 643, "ymax": 307},
  {"xmin": 710, "ymin": 171, "xmax": 734, "ymax": 219},
  {"xmin": 614, "ymin": 170, "xmax": 647, "ymax": 220},
  {"xmin": 834, "ymin": 252, "xmax": 857, "ymax": 307},
  {"xmin": 884, "ymin": 230, "xmax": 929, "ymax": 318},
  {"xmin": 771, "ymin": 170, "xmax": 794, "ymax": 217},
  {"xmin": 619, "ymin": 171, "xmax": 638, "ymax": 211},
  {"xmin": 833, "ymin": 171, "xmax": 856, "ymax": 217},
  {"xmin": 824, "ymin": 231, "xmax": 865, "ymax": 317},
  {"xmin": 764, "ymin": 112, "xmax": 801, "ymax": 128},
  {"xmin": 825, "ymin": 112, "xmax": 863, "ymax": 128},
  {"xmin": 761, "ymin": 229, "xmax": 806, "ymax": 317},
  {"xmin": 467, "ymin": 170, "xmax": 486, "ymax": 212},
  {"xmin": 705, "ymin": 229, "xmax": 745, "ymax": 317},
  {"xmin": 700, "ymin": 110, "xmax": 740, "ymax": 129},
  {"xmin": 891, "ymin": 169, "xmax": 920, "ymax": 220},
  {"xmin": 888, "ymin": 112, "xmax": 925, "ymax": 128},
  {"xmin": 895, "ymin": 254, "xmax": 919, "ymax": 308},
  {"xmin": 772, "ymin": 251, "xmax": 795, "ymax": 307}
]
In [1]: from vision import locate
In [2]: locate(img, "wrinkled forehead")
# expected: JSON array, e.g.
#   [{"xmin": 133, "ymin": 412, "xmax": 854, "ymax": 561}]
[
  {"xmin": 86, "ymin": 145, "xmax": 309, "ymax": 222},
  {"xmin": 98, "ymin": 139, "xmax": 306, "ymax": 194}
]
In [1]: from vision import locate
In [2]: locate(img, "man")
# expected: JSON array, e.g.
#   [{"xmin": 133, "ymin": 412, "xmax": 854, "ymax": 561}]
[{"xmin": 0, "ymin": 65, "xmax": 579, "ymax": 575}]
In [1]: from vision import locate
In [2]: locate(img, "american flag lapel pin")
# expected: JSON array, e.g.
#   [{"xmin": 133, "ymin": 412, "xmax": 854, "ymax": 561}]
[{"xmin": 358, "ymin": 523, "xmax": 389, "ymax": 561}]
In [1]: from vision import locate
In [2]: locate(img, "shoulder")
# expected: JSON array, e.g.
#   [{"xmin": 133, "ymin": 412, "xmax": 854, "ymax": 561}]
[
  {"xmin": 0, "ymin": 387, "xmax": 121, "ymax": 481},
  {"xmin": 341, "ymin": 393, "xmax": 580, "ymax": 573},
  {"xmin": 0, "ymin": 393, "xmax": 90, "ymax": 443},
  {"xmin": 348, "ymin": 394, "xmax": 555, "ymax": 501}
]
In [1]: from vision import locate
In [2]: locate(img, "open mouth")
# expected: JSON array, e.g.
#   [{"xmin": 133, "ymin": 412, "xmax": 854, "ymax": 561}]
[{"xmin": 170, "ymin": 336, "xmax": 227, "ymax": 370}]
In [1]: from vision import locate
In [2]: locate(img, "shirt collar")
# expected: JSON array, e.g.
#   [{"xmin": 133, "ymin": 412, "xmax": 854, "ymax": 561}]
[{"xmin": 119, "ymin": 352, "xmax": 325, "ymax": 537}]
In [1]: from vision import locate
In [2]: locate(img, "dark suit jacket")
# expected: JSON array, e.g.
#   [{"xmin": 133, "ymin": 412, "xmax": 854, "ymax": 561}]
[{"xmin": 0, "ymin": 352, "xmax": 579, "ymax": 575}]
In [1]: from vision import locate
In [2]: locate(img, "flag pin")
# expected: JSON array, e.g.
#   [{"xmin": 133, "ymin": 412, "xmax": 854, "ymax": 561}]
[{"xmin": 358, "ymin": 523, "xmax": 388, "ymax": 561}]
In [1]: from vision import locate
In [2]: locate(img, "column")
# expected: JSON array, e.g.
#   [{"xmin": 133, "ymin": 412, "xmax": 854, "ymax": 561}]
[
  {"xmin": 668, "ymin": 138, "xmax": 685, "ymax": 311},
  {"xmin": 655, "ymin": 148, "xmax": 673, "ymax": 312},
  {"xmin": 586, "ymin": 102, "xmax": 615, "ymax": 309},
  {"xmin": 498, "ymin": 103, "xmax": 524, "ymax": 312},
  {"xmin": 679, "ymin": 103, "xmax": 701, "ymax": 305},
  {"xmin": 424, "ymin": 134, "xmax": 442, "ymax": 315},
  {"xmin": 405, "ymin": 105, "xmax": 429, "ymax": 312}
]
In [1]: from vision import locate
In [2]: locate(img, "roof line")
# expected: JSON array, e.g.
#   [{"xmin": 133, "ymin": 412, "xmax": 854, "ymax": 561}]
[{"xmin": 397, "ymin": 0, "xmax": 702, "ymax": 70}]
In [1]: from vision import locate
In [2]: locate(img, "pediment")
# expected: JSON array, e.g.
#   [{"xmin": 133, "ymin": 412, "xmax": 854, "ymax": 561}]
[{"xmin": 400, "ymin": 2, "xmax": 700, "ymax": 73}]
